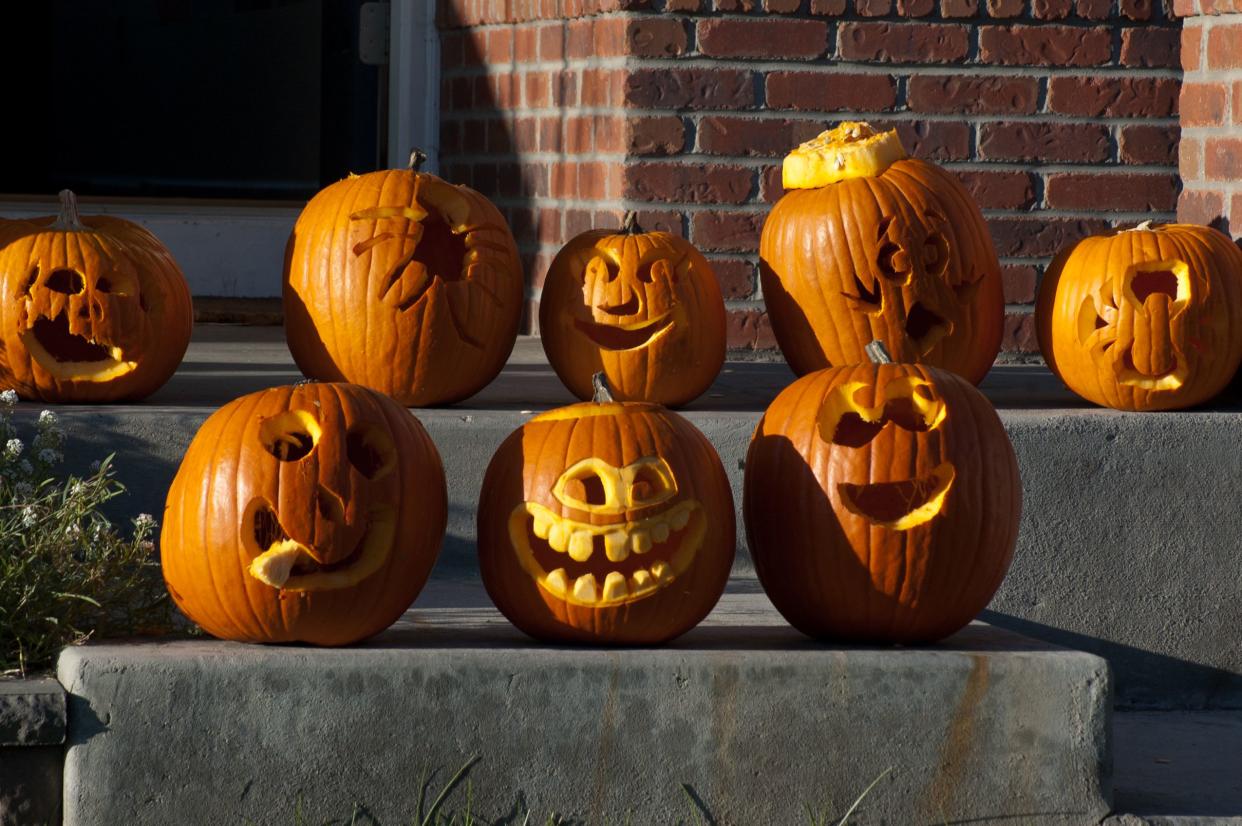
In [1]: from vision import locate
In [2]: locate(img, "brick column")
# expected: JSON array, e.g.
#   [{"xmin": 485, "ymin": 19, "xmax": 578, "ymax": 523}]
[{"xmin": 1177, "ymin": 0, "xmax": 1242, "ymax": 239}]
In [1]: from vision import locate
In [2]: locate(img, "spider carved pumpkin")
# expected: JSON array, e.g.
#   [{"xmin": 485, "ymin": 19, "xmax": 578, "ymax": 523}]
[
  {"xmin": 539, "ymin": 214, "xmax": 726, "ymax": 406},
  {"xmin": 0, "ymin": 190, "xmax": 192, "ymax": 402},
  {"xmin": 1037, "ymin": 221, "xmax": 1242, "ymax": 411},
  {"xmin": 744, "ymin": 343, "xmax": 1020, "ymax": 644},
  {"xmin": 284, "ymin": 151, "xmax": 524, "ymax": 407},
  {"xmin": 478, "ymin": 376, "xmax": 735, "ymax": 643},
  {"xmin": 161, "ymin": 382, "xmax": 447, "ymax": 645},
  {"xmin": 760, "ymin": 123, "xmax": 1003, "ymax": 384}
]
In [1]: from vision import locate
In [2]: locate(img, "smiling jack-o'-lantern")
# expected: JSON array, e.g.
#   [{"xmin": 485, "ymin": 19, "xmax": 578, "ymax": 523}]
[
  {"xmin": 161, "ymin": 382, "xmax": 447, "ymax": 645},
  {"xmin": 760, "ymin": 123, "xmax": 1003, "ymax": 384},
  {"xmin": 744, "ymin": 343, "xmax": 1020, "ymax": 643},
  {"xmin": 539, "ymin": 214, "xmax": 726, "ymax": 406},
  {"xmin": 1037, "ymin": 221, "xmax": 1242, "ymax": 411},
  {"xmin": 478, "ymin": 376, "xmax": 734, "ymax": 643},
  {"xmin": 284, "ymin": 151, "xmax": 524, "ymax": 407},
  {"xmin": 0, "ymin": 190, "xmax": 192, "ymax": 402}
]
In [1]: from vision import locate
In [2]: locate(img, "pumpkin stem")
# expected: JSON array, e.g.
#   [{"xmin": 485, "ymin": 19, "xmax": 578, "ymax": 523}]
[
  {"xmin": 865, "ymin": 340, "xmax": 894, "ymax": 364},
  {"xmin": 591, "ymin": 372, "xmax": 615, "ymax": 403},
  {"xmin": 51, "ymin": 190, "xmax": 87, "ymax": 232},
  {"xmin": 407, "ymin": 148, "xmax": 428, "ymax": 172},
  {"xmin": 621, "ymin": 211, "xmax": 642, "ymax": 234}
]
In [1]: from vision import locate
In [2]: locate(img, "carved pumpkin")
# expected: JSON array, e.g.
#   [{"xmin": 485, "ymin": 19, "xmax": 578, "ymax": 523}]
[
  {"xmin": 760, "ymin": 123, "xmax": 1003, "ymax": 384},
  {"xmin": 161, "ymin": 382, "xmax": 447, "ymax": 645},
  {"xmin": 284, "ymin": 151, "xmax": 524, "ymax": 407},
  {"xmin": 539, "ymin": 214, "xmax": 726, "ymax": 406},
  {"xmin": 0, "ymin": 190, "xmax": 192, "ymax": 402},
  {"xmin": 744, "ymin": 343, "xmax": 1020, "ymax": 643},
  {"xmin": 1036, "ymin": 221, "xmax": 1242, "ymax": 411},
  {"xmin": 478, "ymin": 376, "xmax": 735, "ymax": 643}
]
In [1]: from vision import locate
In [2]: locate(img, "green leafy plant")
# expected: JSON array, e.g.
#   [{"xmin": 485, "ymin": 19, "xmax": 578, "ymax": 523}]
[{"xmin": 0, "ymin": 390, "xmax": 174, "ymax": 675}]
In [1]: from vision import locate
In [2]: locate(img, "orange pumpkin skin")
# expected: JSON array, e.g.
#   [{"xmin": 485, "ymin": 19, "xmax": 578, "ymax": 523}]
[
  {"xmin": 478, "ymin": 399, "xmax": 735, "ymax": 644},
  {"xmin": 1036, "ymin": 222, "xmax": 1242, "ymax": 412},
  {"xmin": 161, "ymin": 382, "xmax": 447, "ymax": 645},
  {"xmin": 0, "ymin": 192, "xmax": 192, "ymax": 402},
  {"xmin": 760, "ymin": 160, "xmax": 1002, "ymax": 384},
  {"xmin": 539, "ymin": 225, "xmax": 726, "ymax": 406},
  {"xmin": 283, "ymin": 167, "xmax": 524, "ymax": 406},
  {"xmin": 744, "ymin": 361, "xmax": 1020, "ymax": 643}
]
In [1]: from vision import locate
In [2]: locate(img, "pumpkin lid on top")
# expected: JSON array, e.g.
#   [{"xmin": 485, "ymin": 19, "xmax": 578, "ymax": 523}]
[{"xmin": 782, "ymin": 122, "xmax": 908, "ymax": 190}]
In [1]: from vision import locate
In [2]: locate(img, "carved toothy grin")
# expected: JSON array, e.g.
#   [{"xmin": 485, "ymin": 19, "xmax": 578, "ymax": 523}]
[
  {"xmin": 574, "ymin": 311, "xmax": 674, "ymax": 351},
  {"xmin": 838, "ymin": 461, "xmax": 955, "ymax": 530},
  {"xmin": 20, "ymin": 313, "xmax": 136, "ymax": 381},
  {"xmin": 245, "ymin": 503, "xmax": 396, "ymax": 591},
  {"xmin": 508, "ymin": 500, "xmax": 703, "ymax": 606}
]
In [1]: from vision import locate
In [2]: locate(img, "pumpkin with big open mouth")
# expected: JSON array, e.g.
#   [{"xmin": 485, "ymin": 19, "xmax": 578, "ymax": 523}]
[
  {"xmin": 539, "ymin": 214, "xmax": 726, "ymax": 406},
  {"xmin": 760, "ymin": 122, "xmax": 1003, "ymax": 384},
  {"xmin": 161, "ymin": 382, "xmax": 447, "ymax": 645},
  {"xmin": 744, "ymin": 342, "xmax": 1021, "ymax": 643},
  {"xmin": 0, "ymin": 190, "xmax": 192, "ymax": 402},
  {"xmin": 284, "ymin": 150, "xmax": 524, "ymax": 407},
  {"xmin": 1037, "ymin": 221, "xmax": 1242, "ymax": 411},
  {"xmin": 478, "ymin": 376, "xmax": 735, "ymax": 643}
]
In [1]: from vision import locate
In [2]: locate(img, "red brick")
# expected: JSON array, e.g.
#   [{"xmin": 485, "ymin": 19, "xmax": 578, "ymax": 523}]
[
  {"xmin": 1120, "ymin": 27, "xmax": 1180, "ymax": 68},
  {"xmin": 626, "ymin": 116, "xmax": 686, "ymax": 156},
  {"xmin": 1182, "ymin": 23, "xmax": 1202, "ymax": 73},
  {"xmin": 1207, "ymin": 24, "xmax": 1242, "ymax": 69},
  {"xmin": 1045, "ymin": 173, "xmax": 1178, "ymax": 211},
  {"xmin": 1001, "ymin": 265, "xmax": 1038, "ymax": 304},
  {"xmin": 895, "ymin": 121, "xmax": 971, "ymax": 160},
  {"xmin": 513, "ymin": 26, "xmax": 538, "ymax": 62},
  {"xmin": 715, "ymin": 0, "xmax": 757, "ymax": 9},
  {"xmin": 1119, "ymin": 125, "xmax": 1179, "ymax": 166},
  {"xmin": 627, "ymin": 17, "xmax": 687, "ymax": 57},
  {"xmin": 1048, "ymin": 77, "xmax": 1179, "ymax": 117},
  {"xmin": 955, "ymin": 170, "xmax": 1037, "ymax": 209},
  {"xmin": 856, "ymin": 0, "xmax": 894, "ymax": 15},
  {"xmin": 580, "ymin": 68, "xmax": 624, "ymax": 107},
  {"xmin": 908, "ymin": 75, "xmax": 1038, "ymax": 114},
  {"xmin": 811, "ymin": 0, "xmax": 848, "ymax": 12},
  {"xmin": 897, "ymin": 0, "xmax": 937, "ymax": 15},
  {"xmin": 525, "ymin": 73, "xmax": 551, "ymax": 108},
  {"xmin": 979, "ymin": 25, "xmax": 1111, "ymax": 66},
  {"xmin": 698, "ymin": 117, "xmax": 823, "ymax": 157},
  {"xmin": 564, "ymin": 208, "xmax": 595, "ymax": 239},
  {"xmin": 761, "ymin": 164, "xmax": 785, "ymax": 203},
  {"xmin": 1002, "ymin": 313, "xmax": 1038, "ymax": 354},
  {"xmin": 979, "ymin": 122, "xmax": 1111, "ymax": 163},
  {"xmin": 567, "ymin": 18, "xmax": 626, "ymax": 59},
  {"xmin": 711, "ymin": 259, "xmax": 757, "ymax": 299},
  {"xmin": 691, "ymin": 211, "xmax": 766, "ymax": 252},
  {"xmin": 539, "ymin": 117, "xmax": 561, "ymax": 152},
  {"xmin": 765, "ymin": 72, "xmax": 899, "ymax": 112},
  {"xmin": 1075, "ymin": 0, "xmax": 1111, "ymax": 15},
  {"xmin": 1179, "ymin": 136, "xmax": 1202, "ymax": 182},
  {"xmin": 1206, "ymin": 138, "xmax": 1242, "ymax": 180},
  {"xmin": 1236, "ymin": 81, "xmax": 1242, "ymax": 124},
  {"xmin": 698, "ymin": 18, "xmax": 830, "ymax": 59},
  {"xmin": 625, "ymin": 68, "xmax": 756, "ymax": 109},
  {"xmin": 986, "ymin": 0, "xmax": 1025, "ymax": 17},
  {"xmin": 839, "ymin": 22, "xmax": 970, "ymax": 63},
  {"xmin": 1178, "ymin": 190, "xmax": 1225, "ymax": 227},
  {"xmin": 666, "ymin": 0, "xmax": 703, "ymax": 9},
  {"xmin": 487, "ymin": 120, "xmax": 513, "ymax": 153},
  {"xmin": 1119, "ymin": 0, "xmax": 1153, "ymax": 17},
  {"xmin": 1180, "ymin": 83, "xmax": 1228, "ymax": 127},
  {"xmin": 624, "ymin": 163, "xmax": 754, "ymax": 204},
  {"xmin": 764, "ymin": 0, "xmax": 804, "ymax": 10},
  {"xmin": 628, "ymin": 210, "xmax": 685, "ymax": 237},
  {"xmin": 1232, "ymin": 194, "xmax": 1242, "ymax": 237},
  {"xmin": 461, "ymin": 119, "xmax": 486, "ymax": 153},
  {"xmin": 989, "ymin": 216, "xmax": 1111, "ymax": 257},
  {"xmin": 941, "ymin": 0, "xmax": 979, "ymax": 15},
  {"xmin": 726, "ymin": 309, "xmax": 778, "ymax": 350},
  {"xmin": 539, "ymin": 23, "xmax": 564, "ymax": 61},
  {"xmin": 1032, "ymin": 0, "xmax": 1072, "ymax": 18},
  {"xmin": 486, "ymin": 28, "xmax": 514, "ymax": 62}
]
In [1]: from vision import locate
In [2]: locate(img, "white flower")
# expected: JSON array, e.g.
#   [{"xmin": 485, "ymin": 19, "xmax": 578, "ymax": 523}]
[
  {"xmin": 18, "ymin": 460, "xmax": 32, "ymax": 475},
  {"xmin": 14, "ymin": 481, "xmax": 33, "ymax": 498},
  {"xmin": 138, "ymin": 540, "xmax": 155, "ymax": 553},
  {"xmin": 4, "ymin": 438, "xmax": 23, "ymax": 458},
  {"xmin": 37, "ymin": 410, "xmax": 58, "ymax": 428},
  {"xmin": 64, "ymin": 523, "xmax": 82, "ymax": 540},
  {"xmin": 0, "ymin": 390, "xmax": 18, "ymax": 405},
  {"xmin": 21, "ymin": 506, "xmax": 38, "ymax": 527},
  {"xmin": 134, "ymin": 513, "xmax": 158, "ymax": 532},
  {"xmin": 68, "ymin": 480, "xmax": 86, "ymax": 496},
  {"xmin": 38, "ymin": 449, "xmax": 61, "ymax": 465}
]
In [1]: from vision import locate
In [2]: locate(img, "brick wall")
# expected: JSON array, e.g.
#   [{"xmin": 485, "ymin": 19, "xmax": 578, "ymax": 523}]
[
  {"xmin": 437, "ymin": 0, "xmax": 1182, "ymax": 357},
  {"xmin": 1177, "ymin": 0, "xmax": 1242, "ymax": 238}
]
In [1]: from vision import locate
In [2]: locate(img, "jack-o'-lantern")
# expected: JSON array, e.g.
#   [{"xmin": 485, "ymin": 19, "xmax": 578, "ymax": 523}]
[
  {"xmin": 539, "ymin": 214, "xmax": 726, "ymax": 406},
  {"xmin": 478, "ymin": 375, "xmax": 735, "ymax": 643},
  {"xmin": 161, "ymin": 382, "xmax": 447, "ymax": 645},
  {"xmin": 0, "ymin": 190, "xmax": 192, "ymax": 402},
  {"xmin": 760, "ymin": 123, "xmax": 1003, "ymax": 384},
  {"xmin": 744, "ymin": 342, "xmax": 1020, "ymax": 643},
  {"xmin": 284, "ymin": 151, "xmax": 524, "ymax": 407},
  {"xmin": 1037, "ymin": 221, "xmax": 1242, "ymax": 411}
]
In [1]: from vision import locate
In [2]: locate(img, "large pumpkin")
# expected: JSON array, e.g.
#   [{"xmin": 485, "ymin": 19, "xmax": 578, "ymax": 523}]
[
  {"xmin": 1036, "ymin": 221, "xmax": 1242, "ymax": 411},
  {"xmin": 0, "ymin": 190, "xmax": 192, "ymax": 402},
  {"xmin": 161, "ymin": 382, "xmax": 447, "ymax": 645},
  {"xmin": 760, "ymin": 122, "xmax": 1003, "ymax": 384},
  {"xmin": 744, "ymin": 343, "xmax": 1020, "ymax": 643},
  {"xmin": 539, "ymin": 214, "xmax": 726, "ymax": 406},
  {"xmin": 283, "ymin": 152, "xmax": 524, "ymax": 406},
  {"xmin": 478, "ymin": 377, "xmax": 735, "ymax": 643}
]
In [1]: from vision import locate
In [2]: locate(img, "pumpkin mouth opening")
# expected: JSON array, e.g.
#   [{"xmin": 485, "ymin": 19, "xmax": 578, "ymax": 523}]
[
  {"xmin": 838, "ymin": 461, "xmax": 955, "ymax": 530},
  {"xmin": 19, "ymin": 313, "xmax": 137, "ymax": 381},
  {"xmin": 246, "ymin": 502, "xmax": 397, "ymax": 591},
  {"xmin": 30, "ymin": 314, "xmax": 112, "ymax": 362},
  {"xmin": 1116, "ymin": 349, "xmax": 1187, "ymax": 390},
  {"xmin": 508, "ymin": 500, "xmax": 704, "ymax": 607},
  {"xmin": 904, "ymin": 302, "xmax": 951, "ymax": 353},
  {"xmin": 574, "ymin": 311, "xmax": 674, "ymax": 351}
]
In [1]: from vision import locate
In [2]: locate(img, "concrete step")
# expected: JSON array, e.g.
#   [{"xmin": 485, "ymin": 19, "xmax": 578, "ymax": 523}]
[{"xmin": 14, "ymin": 324, "xmax": 1242, "ymax": 710}]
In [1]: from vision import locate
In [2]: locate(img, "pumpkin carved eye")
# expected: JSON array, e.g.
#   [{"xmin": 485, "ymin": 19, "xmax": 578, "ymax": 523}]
[
  {"xmin": 46, "ymin": 269, "xmax": 85, "ymax": 295},
  {"xmin": 346, "ymin": 425, "xmax": 396, "ymax": 480},
  {"xmin": 259, "ymin": 410, "xmax": 320, "ymax": 461},
  {"xmin": 875, "ymin": 216, "xmax": 911, "ymax": 284}
]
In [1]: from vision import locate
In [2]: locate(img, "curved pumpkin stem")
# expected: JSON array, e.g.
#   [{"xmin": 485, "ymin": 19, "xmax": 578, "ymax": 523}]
[
  {"xmin": 51, "ymin": 190, "xmax": 87, "ymax": 232},
  {"xmin": 407, "ymin": 148, "xmax": 428, "ymax": 172},
  {"xmin": 591, "ymin": 372, "xmax": 615, "ymax": 403},
  {"xmin": 865, "ymin": 340, "xmax": 894, "ymax": 364},
  {"xmin": 621, "ymin": 211, "xmax": 642, "ymax": 235}
]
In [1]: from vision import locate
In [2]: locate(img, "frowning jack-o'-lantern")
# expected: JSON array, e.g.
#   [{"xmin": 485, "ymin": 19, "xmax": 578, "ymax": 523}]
[
  {"xmin": 539, "ymin": 214, "xmax": 726, "ymax": 406},
  {"xmin": 284, "ymin": 151, "xmax": 524, "ymax": 407},
  {"xmin": 161, "ymin": 382, "xmax": 447, "ymax": 645},
  {"xmin": 760, "ymin": 123, "xmax": 1003, "ymax": 384},
  {"xmin": 744, "ymin": 343, "xmax": 1020, "ymax": 643},
  {"xmin": 478, "ymin": 376, "xmax": 735, "ymax": 643},
  {"xmin": 0, "ymin": 190, "xmax": 192, "ymax": 402},
  {"xmin": 1036, "ymin": 221, "xmax": 1242, "ymax": 411}
]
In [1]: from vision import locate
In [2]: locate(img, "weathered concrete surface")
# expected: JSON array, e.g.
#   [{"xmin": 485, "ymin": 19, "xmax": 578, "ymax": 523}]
[
  {"xmin": 19, "ymin": 325, "xmax": 1242, "ymax": 709},
  {"xmin": 58, "ymin": 584, "xmax": 1111, "ymax": 826},
  {"xmin": 0, "ymin": 678, "xmax": 65, "ymax": 826}
]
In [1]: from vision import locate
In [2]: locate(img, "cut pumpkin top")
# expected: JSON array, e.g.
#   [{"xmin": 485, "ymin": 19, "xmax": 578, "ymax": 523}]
[{"xmin": 782, "ymin": 122, "xmax": 908, "ymax": 189}]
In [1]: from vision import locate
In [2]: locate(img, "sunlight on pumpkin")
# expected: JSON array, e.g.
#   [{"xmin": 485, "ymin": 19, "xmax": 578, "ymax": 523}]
[{"xmin": 818, "ymin": 377, "xmax": 947, "ymax": 446}]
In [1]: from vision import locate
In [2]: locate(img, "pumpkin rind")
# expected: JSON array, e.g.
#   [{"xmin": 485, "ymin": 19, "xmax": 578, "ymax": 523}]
[{"xmin": 161, "ymin": 382, "xmax": 447, "ymax": 645}]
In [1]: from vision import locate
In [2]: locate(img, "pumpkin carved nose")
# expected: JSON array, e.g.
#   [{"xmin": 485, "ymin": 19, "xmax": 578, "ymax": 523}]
[{"xmin": 598, "ymin": 293, "xmax": 639, "ymax": 316}]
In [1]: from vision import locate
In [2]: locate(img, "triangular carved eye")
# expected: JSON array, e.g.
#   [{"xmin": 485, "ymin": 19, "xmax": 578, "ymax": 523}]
[
  {"xmin": 346, "ymin": 425, "xmax": 396, "ymax": 480},
  {"xmin": 260, "ymin": 410, "xmax": 320, "ymax": 461},
  {"xmin": 585, "ymin": 256, "xmax": 618, "ymax": 283}
]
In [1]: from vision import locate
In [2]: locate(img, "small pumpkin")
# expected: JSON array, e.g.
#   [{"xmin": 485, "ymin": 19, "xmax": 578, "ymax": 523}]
[
  {"xmin": 477, "ymin": 375, "xmax": 735, "ymax": 643},
  {"xmin": 161, "ymin": 382, "xmax": 447, "ymax": 645},
  {"xmin": 1036, "ymin": 221, "xmax": 1242, "ymax": 411},
  {"xmin": 284, "ymin": 151, "xmax": 524, "ymax": 406},
  {"xmin": 539, "ymin": 213, "xmax": 726, "ymax": 406},
  {"xmin": 0, "ymin": 190, "xmax": 192, "ymax": 402},
  {"xmin": 744, "ymin": 342, "xmax": 1020, "ymax": 643},
  {"xmin": 760, "ymin": 122, "xmax": 1003, "ymax": 384}
]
